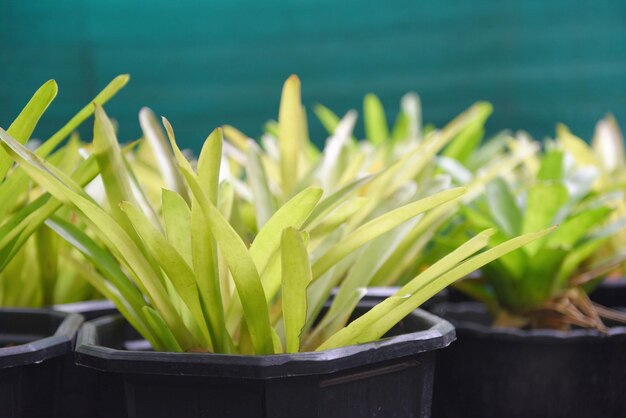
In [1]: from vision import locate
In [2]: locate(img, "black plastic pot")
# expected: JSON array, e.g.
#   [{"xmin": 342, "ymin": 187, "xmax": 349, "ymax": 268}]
[
  {"xmin": 0, "ymin": 308, "xmax": 83, "ymax": 418},
  {"xmin": 589, "ymin": 279, "xmax": 626, "ymax": 308},
  {"xmin": 53, "ymin": 299, "xmax": 117, "ymax": 320},
  {"xmin": 431, "ymin": 301, "xmax": 626, "ymax": 418},
  {"xmin": 76, "ymin": 301, "xmax": 455, "ymax": 418},
  {"xmin": 51, "ymin": 299, "xmax": 117, "ymax": 418}
]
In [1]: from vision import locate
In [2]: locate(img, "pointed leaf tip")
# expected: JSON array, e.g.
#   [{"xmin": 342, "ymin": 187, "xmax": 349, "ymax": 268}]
[
  {"xmin": 286, "ymin": 74, "xmax": 301, "ymax": 85},
  {"xmin": 44, "ymin": 79, "xmax": 59, "ymax": 92},
  {"xmin": 115, "ymin": 74, "xmax": 131, "ymax": 84}
]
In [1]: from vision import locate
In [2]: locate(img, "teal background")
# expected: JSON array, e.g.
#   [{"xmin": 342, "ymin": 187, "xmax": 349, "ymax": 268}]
[{"xmin": 2, "ymin": 0, "xmax": 626, "ymax": 150}]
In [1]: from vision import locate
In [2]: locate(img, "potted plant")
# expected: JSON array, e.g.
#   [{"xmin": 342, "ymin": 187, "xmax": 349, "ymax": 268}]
[
  {"xmin": 0, "ymin": 75, "xmax": 128, "ymax": 418},
  {"xmin": 557, "ymin": 115, "xmax": 626, "ymax": 308},
  {"xmin": 222, "ymin": 77, "xmax": 539, "ymax": 316},
  {"xmin": 0, "ymin": 74, "xmax": 168, "ymax": 418},
  {"xmin": 0, "ymin": 74, "xmax": 129, "ymax": 318},
  {"xmin": 0, "ymin": 87, "xmax": 549, "ymax": 416},
  {"xmin": 430, "ymin": 142, "xmax": 626, "ymax": 417}
]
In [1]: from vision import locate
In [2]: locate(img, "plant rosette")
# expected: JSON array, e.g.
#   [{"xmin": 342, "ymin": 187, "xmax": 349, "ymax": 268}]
[
  {"xmin": 75, "ymin": 300, "xmax": 454, "ymax": 418},
  {"xmin": 428, "ymin": 127, "xmax": 626, "ymax": 418},
  {"xmin": 431, "ymin": 301, "xmax": 626, "ymax": 418},
  {"xmin": 0, "ymin": 309, "xmax": 83, "ymax": 418}
]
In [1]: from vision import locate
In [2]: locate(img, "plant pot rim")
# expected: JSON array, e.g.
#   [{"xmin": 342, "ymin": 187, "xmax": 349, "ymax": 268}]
[
  {"xmin": 53, "ymin": 299, "xmax": 116, "ymax": 315},
  {"xmin": 330, "ymin": 286, "xmax": 400, "ymax": 300},
  {"xmin": 75, "ymin": 301, "xmax": 455, "ymax": 379},
  {"xmin": 594, "ymin": 278, "xmax": 626, "ymax": 290},
  {"xmin": 0, "ymin": 308, "xmax": 83, "ymax": 369},
  {"xmin": 432, "ymin": 301, "xmax": 626, "ymax": 343}
]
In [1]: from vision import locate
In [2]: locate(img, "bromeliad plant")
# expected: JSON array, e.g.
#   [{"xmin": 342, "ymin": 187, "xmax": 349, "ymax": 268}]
[
  {"xmin": 0, "ymin": 75, "xmax": 130, "ymax": 306},
  {"xmin": 0, "ymin": 101, "xmax": 550, "ymax": 353},
  {"xmin": 446, "ymin": 146, "xmax": 626, "ymax": 330},
  {"xmin": 221, "ymin": 77, "xmax": 540, "ymax": 304},
  {"xmin": 555, "ymin": 117, "xmax": 626, "ymax": 277}
]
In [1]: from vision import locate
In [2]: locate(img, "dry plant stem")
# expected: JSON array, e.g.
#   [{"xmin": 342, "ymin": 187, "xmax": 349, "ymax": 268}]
[
  {"xmin": 495, "ymin": 288, "xmax": 614, "ymax": 331},
  {"xmin": 593, "ymin": 303, "xmax": 626, "ymax": 324},
  {"xmin": 571, "ymin": 253, "xmax": 626, "ymax": 286},
  {"xmin": 538, "ymin": 290, "xmax": 607, "ymax": 331},
  {"xmin": 570, "ymin": 289, "xmax": 607, "ymax": 330}
]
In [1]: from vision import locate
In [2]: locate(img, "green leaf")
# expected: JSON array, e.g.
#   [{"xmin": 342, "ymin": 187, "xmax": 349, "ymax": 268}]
[
  {"xmin": 0, "ymin": 80, "xmax": 58, "ymax": 181},
  {"xmin": 514, "ymin": 247, "xmax": 568, "ymax": 310},
  {"xmin": 190, "ymin": 196, "xmax": 227, "ymax": 352},
  {"xmin": 304, "ymin": 287, "xmax": 366, "ymax": 351},
  {"xmin": 319, "ymin": 227, "xmax": 555, "ymax": 350},
  {"xmin": 318, "ymin": 111, "xmax": 357, "ymax": 193},
  {"xmin": 93, "ymin": 105, "xmax": 144, "ymax": 226},
  {"xmin": 224, "ymin": 186, "xmax": 323, "ymax": 331},
  {"xmin": 327, "ymin": 220, "xmax": 407, "ymax": 318},
  {"xmin": 35, "ymin": 225, "xmax": 59, "ymax": 306},
  {"xmin": 222, "ymin": 125, "xmax": 250, "ymax": 152},
  {"xmin": 537, "ymin": 150, "xmax": 564, "ymax": 181},
  {"xmin": 196, "ymin": 128, "xmax": 223, "ymax": 203},
  {"xmin": 142, "ymin": 306, "xmax": 183, "ymax": 352},
  {"xmin": 364, "ymin": 94, "xmax": 389, "ymax": 144},
  {"xmin": 0, "ymin": 155, "xmax": 94, "ymax": 270},
  {"xmin": 0, "ymin": 126, "xmax": 195, "ymax": 349},
  {"xmin": 45, "ymin": 216, "xmax": 148, "ymax": 313},
  {"xmin": 250, "ymin": 187, "xmax": 323, "ymax": 277},
  {"xmin": 545, "ymin": 207, "xmax": 612, "ymax": 249},
  {"xmin": 162, "ymin": 117, "xmax": 196, "ymax": 175},
  {"xmin": 45, "ymin": 216, "xmax": 159, "ymax": 343},
  {"xmin": 316, "ymin": 229, "xmax": 495, "ymax": 350},
  {"xmin": 304, "ymin": 174, "xmax": 375, "ymax": 229},
  {"xmin": 193, "ymin": 128, "xmax": 230, "ymax": 352},
  {"xmin": 486, "ymin": 178, "xmax": 522, "ymax": 236},
  {"xmin": 179, "ymin": 165, "xmax": 274, "ymax": 354},
  {"xmin": 309, "ymin": 197, "xmax": 368, "ymax": 238},
  {"xmin": 390, "ymin": 111, "xmax": 409, "ymax": 143},
  {"xmin": 246, "ymin": 140, "xmax": 277, "ymax": 229},
  {"xmin": 442, "ymin": 102, "xmax": 492, "ymax": 164},
  {"xmin": 37, "ymin": 74, "xmax": 130, "ymax": 158},
  {"xmin": 139, "ymin": 107, "xmax": 189, "ymax": 201},
  {"xmin": 120, "ymin": 202, "xmax": 210, "ymax": 345},
  {"xmin": 312, "ymin": 188, "xmax": 467, "ymax": 280},
  {"xmin": 313, "ymin": 103, "xmax": 341, "ymax": 135},
  {"xmin": 521, "ymin": 183, "xmax": 568, "ymax": 254},
  {"xmin": 369, "ymin": 202, "xmax": 457, "ymax": 286},
  {"xmin": 0, "ymin": 75, "xmax": 129, "ymax": 222},
  {"xmin": 162, "ymin": 190, "xmax": 192, "ymax": 265},
  {"xmin": 281, "ymin": 227, "xmax": 311, "ymax": 353},
  {"xmin": 279, "ymin": 75, "xmax": 305, "ymax": 197},
  {"xmin": 400, "ymin": 92, "xmax": 422, "ymax": 141},
  {"xmin": 58, "ymin": 250, "xmax": 161, "ymax": 349},
  {"xmin": 556, "ymin": 237, "xmax": 608, "ymax": 288}
]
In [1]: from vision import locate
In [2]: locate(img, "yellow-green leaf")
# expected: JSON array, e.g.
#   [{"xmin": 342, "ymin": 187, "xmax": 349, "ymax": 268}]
[{"xmin": 281, "ymin": 227, "xmax": 311, "ymax": 353}]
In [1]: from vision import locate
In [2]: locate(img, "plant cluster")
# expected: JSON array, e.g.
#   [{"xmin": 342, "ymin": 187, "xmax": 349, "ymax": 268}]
[
  {"xmin": 0, "ymin": 76, "xmax": 547, "ymax": 353},
  {"xmin": 2, "ymin": 73, "xmax": 623, "ymax": 355}
]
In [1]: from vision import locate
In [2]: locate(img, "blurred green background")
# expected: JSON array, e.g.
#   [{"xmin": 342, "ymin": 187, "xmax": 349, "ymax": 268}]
[{"xmin": 2, "ymin": 0, "xmax": 626, "ymax": 151}]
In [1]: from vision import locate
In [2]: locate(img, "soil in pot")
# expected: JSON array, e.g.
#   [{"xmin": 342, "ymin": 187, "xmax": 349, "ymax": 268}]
[
  {"xmin": 0, "ymin": 309, "xmax": 83, "ymax": 418},
  {"xmin": 75, "ymin": 301, "xmax": 455, "ymax": 418},
  {"xmin": 431, "ymin": 301, "xmax": 626, "ymax": 418}
]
